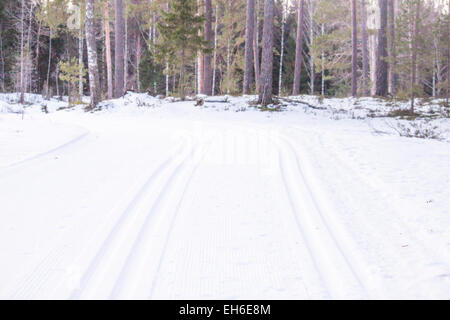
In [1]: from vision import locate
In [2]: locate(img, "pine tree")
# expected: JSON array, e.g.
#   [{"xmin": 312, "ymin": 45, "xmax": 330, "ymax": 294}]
[
  {"xmin": 375, "ymin": 0, "xmax": 388, "ymax": 96},
  {"xmin": 258, "ymin": 0, "xmax": 274, "ymax": 105},
  {"xmin": 243, "ymin": 0, "xmax": 255, "ymax": 94},
  {"xmin": 114, "ymin": 0, "xmax": 125, "ymax": 98},
  {"xmin": 361, "ymin": 0, "xmax": 369, "ymax": 96},
  {"xmin": 204, "ymin": 0, "xmax": 213, "ymax": 95},
  {"xmin": 59, "ymin": 57, "xmax": 86, "ymax": 105},
  {"xmin": 157, "ymin": 0, "xmax": 207, "ymax": 100},
  {"xmin": 104, "ymin": 1, "xmax": 113, "ymax": 99},
  {"xmin": 351, "ymin": 0, "xmax": 357, "ymax": 97},
  {"xmin": 293, "ymin": 0, "xmax": 305, "ymax": 95}
]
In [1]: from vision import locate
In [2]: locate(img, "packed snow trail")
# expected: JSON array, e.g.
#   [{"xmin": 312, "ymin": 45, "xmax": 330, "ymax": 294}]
[{"xmin": 0, "ymin": 96, "xmax": 449, "ymax": 299}]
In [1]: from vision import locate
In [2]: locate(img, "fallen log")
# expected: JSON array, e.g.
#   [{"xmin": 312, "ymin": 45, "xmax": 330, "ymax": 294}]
[{"xmin": 275, "ymin": 96, "xmax": 327, "ymax": 110}]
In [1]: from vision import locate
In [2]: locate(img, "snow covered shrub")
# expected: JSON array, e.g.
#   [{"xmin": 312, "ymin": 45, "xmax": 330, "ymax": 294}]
[{"xmin": 387, "ymin": 119, "xmax": 444, "ymax": 141}]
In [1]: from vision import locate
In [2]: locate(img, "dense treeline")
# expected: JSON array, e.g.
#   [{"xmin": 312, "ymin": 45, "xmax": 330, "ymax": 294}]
[{"xmin": 0, "ymin": 0, "xmax": 448, "ymax": 109}]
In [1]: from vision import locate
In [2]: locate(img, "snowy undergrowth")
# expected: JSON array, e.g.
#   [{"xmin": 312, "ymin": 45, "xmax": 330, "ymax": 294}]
[{"xmin": 1, "ymin": 92, "xmax": 449, "ymax": 142}]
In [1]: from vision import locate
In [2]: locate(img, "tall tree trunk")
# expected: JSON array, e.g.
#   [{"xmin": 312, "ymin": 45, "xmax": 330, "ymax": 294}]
[
  {"xmin": 55, "ymin": 60, "xmax": 59, "ymax": 97},
  {"xmin": 226, "ymin": 38, "xmax": 231, "ymax": 94},
  {"xmin": 165, "ymin": 61, "xmax": 169, "ymax": 96},
  {"xmin": 180, "ymin": 46, "xmax": 186, "ymax": 100},
  {"xmin": 258, "ymin": 0, "xmax": 274, "ymax": 105},
  {"xmin": 253, "ymin": 0, "xmax": 260, "ymax": 92},
  {"xmin": 243, "ymin": 0, "xmax": 255, "ymax": 94},
  {"xmin": 0, "ymin": 23, "xmax": 4, "ymax": 92},
  {"xmin": 321, "ymin": 23, "xmax": 325, "ymax": 96},
  {"xmin": 204, "ymin": 0, "xmax": 213, "ymax": 95},
  {"xmin": 447, "ymin": 0, "xmax": 450, "ymax": 107},
  {"xmin": 293, "ymin": 0, "xmax": 305, "ymax": 95},
  {"xmin": 278, "ymin": 0, "xmax": 286, "ymax": 96},
  {"xmin": 104, "ymin": 1, "xmax": 113, "ymax": 99},
  {"xmin": 124, "ymin": 9, "xmax": 128, "ymax": 91},
  {"xmin": 34, "ymin": 19, "xmax": 41, "ymax": 92},
  {"xmin": 212, "ymin": 4, "xmax": 218, "ymax": 96},
  {"xmin": 361, "ymin": 0, "xmax": 369, "ymax": 96},
  {"xmin": 85, "ymin": 0, "xmax": 101, "ymax": 108},
  {"xmin": 136, "ymin": 32, "xmax": 141, "ymax": 92},
  {"xmin": 46, "ymin": 28, "xmax": 52, "ymax": 99},
  {"xmin": 351, "ymin": 0, "xmax": 357, "ymax": 97},
  {"xmin": 309, "ymin": 0, "xmax": 314, "ymax": 94},
  {"xmin": 26, "ymin": 3, "xmax": 33, "ymax": 94},
  {"xmin": 20, "ymin": 0, "xmax": 25, "ymax": 104},
  {"xmin": 410, "ymin": 0, "xmax": 420, "ymax": 113},
  {"xmin": 388, "ymin": 0, "xmax": 396, "ymax": 95},
  {"xmin": 78, "ymin": 29, "xmax": 84, "ymax": 97},
  {"xmin": 197, "ymin": 0, "xmax": 204, "ymax": 94},
  {"xmin": 114, "ymin": 0, "xmax": 125, "ymax": 98},
  {"xmin": 375, "ymin": 0, "xmax": 388, "ymax": 96}
]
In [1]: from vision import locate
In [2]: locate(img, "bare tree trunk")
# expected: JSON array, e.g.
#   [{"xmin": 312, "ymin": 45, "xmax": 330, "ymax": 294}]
[
  {"xmin": 124, "ymin": 8, "xmax": 128, "ymax": 92},
  {"xmin": 361, "ymin": 0, "xmax": 369, "ymax": 96},
  {"xmin": 46, "ymin": 28, "xmax": 52, "ymax": 99},
  {"xmin": 212, "ymin": 4, "xmax": 218, "ymax": 96},
  {"xmin": 226, "ymin": 38, "xmax": 230, "ymax": 94},
  {"xmin": 410, "ymin": 0, "xmax": 420, "ymax": 113},
  {"xmin": 55, "ymin": 60, "xmax": 59, "ymax": 97},
  {"xmin": 104, "ymin": 1, "xmax": 113, "ymax": 99},
  {"xmin": 321, "ymin": 23, "xmax": 324, "ymax": 96},
  {"xmin": 136, "ymin": 33, "xmax": 141, "ymax": 92},
  {"xmin": 309, "ymin": 0, "xmax": 314, "ymax": 95},
  {"xmin": 0, "ymin": 23, "xmax": 4, "ymax": 92},
  {"xmin": 258, "ymin": 0, "xmax": 274, "ymax": 105},
  {"xmin": 351, "ymin": 0, "xmax": 357, "ymax": 97},
  {"xmin": 180, "ymin": 46, "xmax": 186, "ymax": 100},
  {"xmin": 278, "ymin": 0, "xmax": 287, "ymax": 96},
  {"xmin": 204, "ymin": 0, "xmax": 213, "ymax": 95},
  {"xmin": 165, "ymin": 61, "xmax": 169, "ymax": 96},
  {"xmin": 388, "ymin": 0, "xmax": 396, "ymax": 95},
  {"xmin": 85, "ymin": 0, "xmax": 101, "ymax": 108},
  {"xmin": 447, "ymin": 0, "xmax": 450, "ymax": 107},
  {"xmin": 293, "ymin": 0, "xmax": 305, "ymax": 95},
  {"xmin": 20, "ymin": 0, "xmax": 25, "ymax": 104},
  {"xmin": 253, "ymin": 0, "xmax": 260, "ymax": 93},
  {"xmin": 243, "ymin": 0, "xmax": 255, "ymax": 94},
  {"xmin": 114, "ymin": 0, "xmax": 125, "ymax": 98},
  {"xmin": 78, "ymin": 29, "xmax": 84, "ymax": 97},
  {"xmin": 26, "ymin": 3, "xmax": 33, "ymax": 94},
  {"xmin": 34, "ymin": 19, "xmax": 41, "ymax": 92},
  {"xmin": 197, "ymin": 0, "xmax": 204, "ymax": 94},
  {"xmin": 375, "ymin": 0, "xmax": 388, "ymax": 96}
]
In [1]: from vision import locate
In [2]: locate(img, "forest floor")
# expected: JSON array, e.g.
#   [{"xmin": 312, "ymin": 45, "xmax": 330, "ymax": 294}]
[{"xmin": 0, "ymin": 92, "xmax": 449, "ymax": 299}]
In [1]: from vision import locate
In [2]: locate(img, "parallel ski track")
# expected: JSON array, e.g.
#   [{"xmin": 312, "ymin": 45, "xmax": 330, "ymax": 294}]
[
  {"xmin": 146, "ymin": 142, "xmax": 210, "ymax": 299},
  {"xmin": 275, "ymin": 133, "xmax": 368, "ymax": 299},
  {"xmin": 70, "ymin": 139, "xmax": 192, "ymax": 299}
]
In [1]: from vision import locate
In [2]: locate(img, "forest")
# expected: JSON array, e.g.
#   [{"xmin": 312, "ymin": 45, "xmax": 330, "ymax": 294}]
[
  {"xmin": 1, "ymin": 0, "xmax": 450, "ymax": 300},
  {"xmin": 0, "ymin": 0, "xmax": 448, "ymax": 109}
]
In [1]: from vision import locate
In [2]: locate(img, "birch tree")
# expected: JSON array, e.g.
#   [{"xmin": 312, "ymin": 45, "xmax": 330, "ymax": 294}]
[{"xmin": 85, "ymin": 0, "xmax": 100, "ymax": 108}]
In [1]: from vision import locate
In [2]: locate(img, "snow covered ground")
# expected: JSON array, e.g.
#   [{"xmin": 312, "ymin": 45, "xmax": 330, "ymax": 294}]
[{"xmin": 0, "ymin": 92, "xmax": 449, "ymax": 299}]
